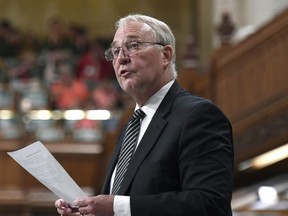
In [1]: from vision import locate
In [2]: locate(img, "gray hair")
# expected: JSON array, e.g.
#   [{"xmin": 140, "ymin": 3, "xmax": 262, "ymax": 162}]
[{"xmin": 115, "ymin": 14, "xmax": 177, "ymax": 78}]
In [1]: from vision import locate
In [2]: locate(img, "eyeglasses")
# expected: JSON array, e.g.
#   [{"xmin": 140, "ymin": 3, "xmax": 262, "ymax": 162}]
[{"xmin": 105, "ymin": 41, "xmax": 164, "ymax": 61}]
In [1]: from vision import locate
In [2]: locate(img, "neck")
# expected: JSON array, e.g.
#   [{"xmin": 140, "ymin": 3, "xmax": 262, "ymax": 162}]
[{"xmin": 131, "ymin": 78, "xmax": 174, "ymax": 107}]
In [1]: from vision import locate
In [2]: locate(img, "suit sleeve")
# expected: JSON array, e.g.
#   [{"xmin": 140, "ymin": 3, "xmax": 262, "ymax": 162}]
[{"xmin": 130, "ymin": 101, "xmax": 234, "ymax": 216}]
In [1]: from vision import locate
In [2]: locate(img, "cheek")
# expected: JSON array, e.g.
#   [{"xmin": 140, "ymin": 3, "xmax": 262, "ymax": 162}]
[
  {"xmin": 143, "ymin": 56, "xmax": 163, "ymax": 74},
  {"xmin": 136, "ymin": 53, "xmax": 162, "ymax": 70}
]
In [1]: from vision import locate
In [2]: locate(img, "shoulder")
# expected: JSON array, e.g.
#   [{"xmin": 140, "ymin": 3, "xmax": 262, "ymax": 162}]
[
  {"xmin": 175, "ymin": 88, "xmax": 212, "ymax": 109},
  {"xmin": 161, "ymin": 81, "xmax": 229, "ymax": 120},
  {"xmin": 174, "ymin": 89, "xmax": 230, "ymax": 121}
]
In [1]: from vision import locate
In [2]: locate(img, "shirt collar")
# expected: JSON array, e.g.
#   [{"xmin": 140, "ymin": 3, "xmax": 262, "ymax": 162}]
[{"xmin": 135, "ymin": 80, "xmax": 174, "ymax": 119}]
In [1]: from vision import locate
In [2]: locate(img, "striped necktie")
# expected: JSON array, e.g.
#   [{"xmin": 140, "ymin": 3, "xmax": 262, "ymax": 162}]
[{"xmin": 112, "ymin": 109, "xmax": 146, "ymax": 195}]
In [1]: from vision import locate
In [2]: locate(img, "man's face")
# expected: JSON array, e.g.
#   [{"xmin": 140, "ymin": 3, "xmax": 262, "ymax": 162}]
[{"xmin": 112, "ymin": 21, "xmax": 168, "ymax": 100}]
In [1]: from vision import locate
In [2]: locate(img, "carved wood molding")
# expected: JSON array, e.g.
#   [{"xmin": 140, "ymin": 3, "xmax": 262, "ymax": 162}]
[
  {"xmin": 234, "ymin": 110, "xmax": 288, "ymax": 163},
  {"xmin": 215, "ymin": 8, "xmax": 288, "ymax": 71}
]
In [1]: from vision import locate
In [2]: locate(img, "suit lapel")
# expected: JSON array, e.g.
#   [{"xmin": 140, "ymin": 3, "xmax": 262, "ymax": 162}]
[
  {"xmin": 117, "ymin": 81, "xmax": 182, "ymax": 195},
  {"xmin": 117, "ymin": 114, "xmax": 168, "ymax": 194}
]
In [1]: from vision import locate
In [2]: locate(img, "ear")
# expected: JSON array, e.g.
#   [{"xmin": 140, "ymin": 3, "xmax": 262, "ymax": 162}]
[{"xmin": 162, "ymin": 45, "xmax": 173, "ymax": 68}]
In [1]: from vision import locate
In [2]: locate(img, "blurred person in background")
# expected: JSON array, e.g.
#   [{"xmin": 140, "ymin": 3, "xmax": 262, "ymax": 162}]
[
  {"xmin": 42, "ymin": 16, "xmax": 72, "ymax": 52},
  {"xmin": 68, "ymin": 24, "xmax": 90, "ymax": 57},
  {"xmin": 49, "ymin": 61, "xmax": 88, "ymax": 110},
  {"xmin": 76, "ymin": 38, "xmax": 114, "ymax": 90}
]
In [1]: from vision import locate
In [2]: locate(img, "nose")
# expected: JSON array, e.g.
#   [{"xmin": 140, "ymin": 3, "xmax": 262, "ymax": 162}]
[{"xmin": 117, "ymin": 48, "xmax": 130, "ymax": 64}]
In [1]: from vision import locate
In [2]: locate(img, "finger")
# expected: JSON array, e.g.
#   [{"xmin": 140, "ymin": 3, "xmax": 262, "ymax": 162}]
[
  {"xmin": 55, "ymin": 199, "xmax": 64, "ymax": 208},
  {"xmin": 78, "ymin": 207, "xmax": 86, "ymax": 215},
  {"xmin": 56, "ymin": 199, "xmax": 70, "ymax": 209},
  {"xmin": 74, "ymin": 198, "xmax": 87, "ymax": 208},
  {"xmin": 57, "ymin": 205, "xmax": 74, "ymax": 215}
]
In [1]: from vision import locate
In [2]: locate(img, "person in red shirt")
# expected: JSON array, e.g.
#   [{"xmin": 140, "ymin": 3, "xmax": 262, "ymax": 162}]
[{"xmin": 76, "ymin": 38, "xmax": 114, "ymax": 90}]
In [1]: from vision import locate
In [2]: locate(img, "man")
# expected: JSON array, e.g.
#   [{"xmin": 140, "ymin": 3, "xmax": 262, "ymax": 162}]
[{"xmin": 55, "ymin": 14, "xmax": 234, "ymax": 216}]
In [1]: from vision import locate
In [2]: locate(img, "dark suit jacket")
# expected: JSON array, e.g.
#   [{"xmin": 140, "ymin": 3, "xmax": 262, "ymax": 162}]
[{"xmin": 102, "ymin": 81, "xmax": 234, "ymax": 216}]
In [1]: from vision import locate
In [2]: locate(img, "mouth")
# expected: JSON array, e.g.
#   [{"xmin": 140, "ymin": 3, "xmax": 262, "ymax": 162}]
[{"xmin": 119, "ymin": 69, "xmax": 131, "ymax": 78}]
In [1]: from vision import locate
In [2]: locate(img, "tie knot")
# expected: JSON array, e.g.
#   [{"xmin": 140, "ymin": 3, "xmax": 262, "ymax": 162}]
[{"xmin": 133, "ymin": 109, "xmax": 146, "ymax": 120}]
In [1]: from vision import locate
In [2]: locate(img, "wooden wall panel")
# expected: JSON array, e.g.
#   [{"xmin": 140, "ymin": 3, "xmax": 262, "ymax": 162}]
[
  {"xmin": 210, "ymin": 9, "xmax": 288, "ymax": 166},
  {"xmin": 212, "ymin": 9, "xmax": 288, "ymax": 125},
  {"xmin": 0, "ymin": 0, "xmax": 195, "ymax": 40}
]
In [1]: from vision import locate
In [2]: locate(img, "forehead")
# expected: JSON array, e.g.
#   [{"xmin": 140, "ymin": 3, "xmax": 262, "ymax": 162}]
[{"xmin": 112, "ymin": 21, "xmax": 154, "ymax": 46}]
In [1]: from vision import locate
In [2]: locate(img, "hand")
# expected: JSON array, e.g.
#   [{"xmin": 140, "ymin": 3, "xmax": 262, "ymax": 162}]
[
  {"xmin": 55, "ymin": 199, "xmax": 81, "ymax": 216},
  {"xmin": 75, "ymin": 195, "xmax": 115, "ymax": 216}
]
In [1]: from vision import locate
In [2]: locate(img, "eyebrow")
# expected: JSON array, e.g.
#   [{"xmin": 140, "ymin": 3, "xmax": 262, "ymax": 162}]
[{"xmin": 111, "ymin": 35, "xmax": 141, "ymax": 47}]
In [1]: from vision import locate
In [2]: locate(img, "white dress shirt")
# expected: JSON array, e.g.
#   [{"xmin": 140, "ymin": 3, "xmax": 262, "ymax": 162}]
[{"xmin": 111, "ymin": 80, "xmax": 174, "ymax": 216}]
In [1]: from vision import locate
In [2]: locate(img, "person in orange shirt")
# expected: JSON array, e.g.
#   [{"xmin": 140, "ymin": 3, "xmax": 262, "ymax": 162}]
[{"xmin": 50, "ymin": 62, "xmax": 89, "ymax": 110}]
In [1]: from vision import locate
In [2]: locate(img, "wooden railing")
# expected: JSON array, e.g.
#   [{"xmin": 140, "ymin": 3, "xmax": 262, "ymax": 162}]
[{"xmin": 209, "ymin": 8, "xmax": 288, "ymax": 165}]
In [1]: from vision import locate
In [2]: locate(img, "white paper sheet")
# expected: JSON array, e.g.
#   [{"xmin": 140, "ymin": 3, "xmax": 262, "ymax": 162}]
[{"xmin": 7, "ymin": 141, "xmax": 87, "ymax": 204}]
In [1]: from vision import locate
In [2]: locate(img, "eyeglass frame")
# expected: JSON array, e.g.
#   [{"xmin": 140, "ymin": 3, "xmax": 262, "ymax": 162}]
[{"xmin": 104, "ymin": 41, "xmax": 164, "ymax": 61}]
